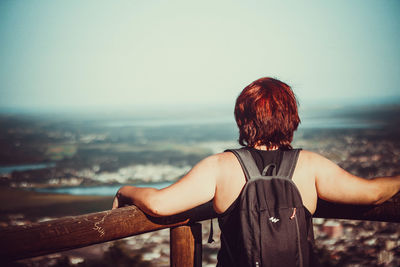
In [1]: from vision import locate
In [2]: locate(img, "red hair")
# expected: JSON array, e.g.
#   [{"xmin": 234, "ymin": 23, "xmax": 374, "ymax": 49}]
[{"xmin": 234, "ymin": 77, "xmax": 300, "ymax": 149}]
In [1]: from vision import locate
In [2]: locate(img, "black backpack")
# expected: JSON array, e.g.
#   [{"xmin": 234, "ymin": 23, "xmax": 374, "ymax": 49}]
[{"xmin": 225, "ymin": 148, "xmax": 316, "ymax": 267}]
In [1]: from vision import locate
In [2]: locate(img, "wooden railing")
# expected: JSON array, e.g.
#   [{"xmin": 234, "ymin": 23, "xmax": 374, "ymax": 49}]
[{"xmin": 1, "ymin": 193, "xmax": 399, "ymax": 266}]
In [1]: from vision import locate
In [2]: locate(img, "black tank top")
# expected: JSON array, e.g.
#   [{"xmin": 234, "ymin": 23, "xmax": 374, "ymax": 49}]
[{"xmin": 216, "ymin": 147, "xmax": 314, "ymax": 266}]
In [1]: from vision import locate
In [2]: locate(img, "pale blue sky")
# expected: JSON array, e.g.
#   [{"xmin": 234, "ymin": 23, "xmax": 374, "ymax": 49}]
[{"xmin": 1, "ymin": 0, "xmax": 399, "ymax": 111}]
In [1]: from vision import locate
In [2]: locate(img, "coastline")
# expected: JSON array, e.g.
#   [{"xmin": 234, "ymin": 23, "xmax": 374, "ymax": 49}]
[{"xmin": 0, "ymin": 186, "xmax": 113, "ymax": 223}]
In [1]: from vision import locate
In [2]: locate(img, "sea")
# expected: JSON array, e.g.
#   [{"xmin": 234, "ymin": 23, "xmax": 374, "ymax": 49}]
[{"xmin": 1, "ymin": 103, "xmax": 399, "ymax": 196}]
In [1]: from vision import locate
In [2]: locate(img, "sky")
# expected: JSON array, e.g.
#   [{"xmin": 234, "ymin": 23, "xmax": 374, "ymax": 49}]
[{"xmin": 0, "ymin": 0, "xmax": 400, "ymax": 112}]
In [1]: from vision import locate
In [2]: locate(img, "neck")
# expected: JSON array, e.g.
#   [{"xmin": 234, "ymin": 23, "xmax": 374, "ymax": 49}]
[{"xmin": 253, "ymin": 145, "xmax": 279, "ymax": 151}]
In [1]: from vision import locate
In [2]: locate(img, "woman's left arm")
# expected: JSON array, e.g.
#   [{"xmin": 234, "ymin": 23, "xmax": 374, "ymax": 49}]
[
  {"xmin": 311, "ymin": 151, "xmax": 400, "ymax": 205},
  {"xmin": 112, "ymin": 154, "xmax": 221, "ymax": 216}
]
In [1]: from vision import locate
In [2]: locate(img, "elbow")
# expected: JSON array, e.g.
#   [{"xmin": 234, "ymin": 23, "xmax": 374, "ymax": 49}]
[
  {"xmin": 144, "ymin": 193, "xmax": 169, "ymax": 217},
  {"xmin": 369, "ymin": 187, "xmax": 386, "ymax": 205},
  {"xmin": 147, "ymin": 203, "xmax": 164, "ymax": 217},
  {"xmin": 371, "ymin": 195, "xmax": 384, "ymax": 205},
  {"xmin": 368, "ymin": 181, "xmax": 399, "ymax": 205}
]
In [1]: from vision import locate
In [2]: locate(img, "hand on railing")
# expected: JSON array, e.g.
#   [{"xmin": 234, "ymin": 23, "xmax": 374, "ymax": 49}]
[{"xmin": 112, "ymin": 188, "xmax": 134, "ymax": 209}]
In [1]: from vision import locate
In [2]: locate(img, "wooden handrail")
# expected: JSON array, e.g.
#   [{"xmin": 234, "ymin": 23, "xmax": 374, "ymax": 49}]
[
  {"xmin": 0, "ymin": 200, "xmax": 217, "ymax": 262},
  {"xmin": 314, "ymin": 192, "xmax": 400, "ymax": 222},
  {"xmin": 0, "ymin": 192, "xmax": 399, "ymax": 262}
]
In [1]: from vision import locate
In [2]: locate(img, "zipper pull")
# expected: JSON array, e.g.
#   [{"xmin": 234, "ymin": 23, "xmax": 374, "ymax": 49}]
[{"xmin": 290, "ymin": 207, "xmax": 296, "ymax": 220}]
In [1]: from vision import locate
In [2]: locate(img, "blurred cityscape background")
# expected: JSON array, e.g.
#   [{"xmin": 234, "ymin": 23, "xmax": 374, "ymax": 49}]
[{"xmin": 1, "ymin": 0, "xmax": 400, "ymax": 266}]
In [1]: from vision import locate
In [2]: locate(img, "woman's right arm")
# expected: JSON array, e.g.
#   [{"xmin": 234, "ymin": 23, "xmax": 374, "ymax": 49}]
[
  {"xmin": 112, "ymin": 153, "xmax": 223, "ymax": 216},
  {"xmin": 310, "ymin": 151, "xmax": 400, "ymax": 205}
]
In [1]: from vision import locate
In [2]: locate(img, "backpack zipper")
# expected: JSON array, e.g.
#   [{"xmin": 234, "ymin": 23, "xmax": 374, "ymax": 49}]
[{"xmin": 291, "ymin": 208, "xmax": 303, "ymax": 267}]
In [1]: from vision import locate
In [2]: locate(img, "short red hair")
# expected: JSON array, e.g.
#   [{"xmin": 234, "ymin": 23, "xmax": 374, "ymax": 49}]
[{"xmin": 234, "ymin": 77, "xmax": 300, "ymax": 149}]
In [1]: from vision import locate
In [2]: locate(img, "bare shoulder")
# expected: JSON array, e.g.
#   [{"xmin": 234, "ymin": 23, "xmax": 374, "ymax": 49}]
[
  {"xmin": 193, "ymin": 152, "xmax": 242, "ymax": 178},
  {"xmin": 205, "ymin": 151, "xmax": 242, "ymax": 173},
  {"xmin": 298, "ymin": 149, "xmax": 324, "ymax": 161},
  {"xmin": 292, "ymin": 150, "xmax": 322, "ymax": 213},
  {"xmin": 297, "ymin": 150, "xmax": 330, "ymax": 170},
  {"xmin": 207, "ymin": 151, "xmax": 246, "ymax": 184},
  {"xmin": 299, "ymin": 149, "xmax": 347, "ymax": 177},
  {"xmin": 203, "ymin": 151, "xmax": 240, "ymax": 165},
  {"xmin": 294, "ymin": 150, "xmax": 329, "ymax": 183},
  {"xmin": 210, "ymin": 151, "xmax": 246, "ymax": 213},
  {"xmin": 212, "ymin": 151, "xmax": 239, "ymax": 160},
  {"xmin": 199, "ymin": 151, "xmax": 238, "ymax": 166},
  {"xmin": 296, "ymin": 150, "xmax": 319, "ymax": 172}
]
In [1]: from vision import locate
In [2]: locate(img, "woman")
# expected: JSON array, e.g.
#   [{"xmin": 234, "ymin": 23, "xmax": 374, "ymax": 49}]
[{"xmin": 112, "ymin": 77, "xmax": 400, "ymax": 265}]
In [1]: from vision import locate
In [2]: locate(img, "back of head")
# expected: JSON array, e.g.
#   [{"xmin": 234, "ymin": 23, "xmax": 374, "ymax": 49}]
[{"xmin": 234, "ymin": 77, "xmax": 300, "ymax": 150}]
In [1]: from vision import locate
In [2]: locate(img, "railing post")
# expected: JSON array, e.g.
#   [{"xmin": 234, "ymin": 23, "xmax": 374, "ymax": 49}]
[{"xmin": 170, "ymin": 223, "xmax": 202, "ymax": 267}]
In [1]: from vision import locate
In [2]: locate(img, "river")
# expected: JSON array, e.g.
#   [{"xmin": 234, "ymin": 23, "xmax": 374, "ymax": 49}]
[{"xmin": 33, "ymin": 182, "xmax": 173, "ymax": 196}]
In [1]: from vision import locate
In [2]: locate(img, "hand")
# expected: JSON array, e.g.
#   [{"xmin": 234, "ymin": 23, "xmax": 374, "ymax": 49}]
[{"xmin": 112, "ymin": 186, "xmax": 134, "ymax": 209}]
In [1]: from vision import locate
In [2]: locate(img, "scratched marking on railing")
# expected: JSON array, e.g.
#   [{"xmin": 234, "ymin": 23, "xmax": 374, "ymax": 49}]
[{"xmin": 92, "ymin": 211, "xmax": 111, "ymax": 237}]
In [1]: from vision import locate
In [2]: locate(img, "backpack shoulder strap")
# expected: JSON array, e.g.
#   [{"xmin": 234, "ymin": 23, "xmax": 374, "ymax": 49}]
[
  {"xmin": 225, "ymin": 148, "xmax": 261, "ymax": 181},
  {"xmin": 276, "ymin": 149, "xmax": 302, "ymax": 179}
]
